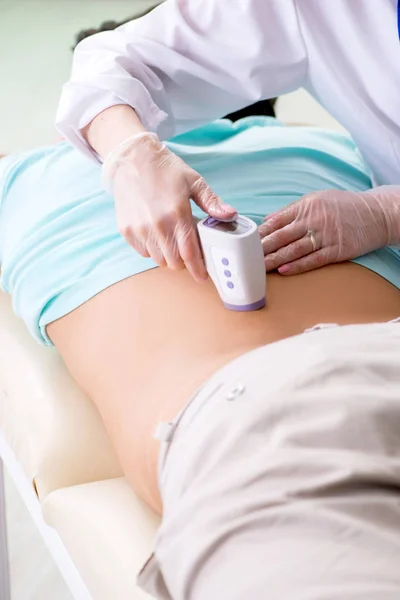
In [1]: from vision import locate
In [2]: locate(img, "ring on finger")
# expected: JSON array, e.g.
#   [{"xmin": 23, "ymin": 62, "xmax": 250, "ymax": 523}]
[{"xmin": 307, "ymin": 228, "xmax": 317, "ymax": 253}]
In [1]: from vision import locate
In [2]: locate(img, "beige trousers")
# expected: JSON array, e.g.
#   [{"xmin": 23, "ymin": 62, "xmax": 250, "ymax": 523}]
[{"xmin": 139, "ymin": 321, "xmax": 400, "ymax": 600}]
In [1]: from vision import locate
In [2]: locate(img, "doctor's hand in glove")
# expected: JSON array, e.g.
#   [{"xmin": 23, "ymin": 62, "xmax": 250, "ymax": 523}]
[
  {"xmin": 102, "ymin": 131, "xmax": 237, "ymax": 283},
  {"xmin": 259, "ymin": 187, "xmax": 400, "ymax": 276}
]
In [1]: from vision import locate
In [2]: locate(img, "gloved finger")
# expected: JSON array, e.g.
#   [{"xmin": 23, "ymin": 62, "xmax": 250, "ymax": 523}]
[
  {"xmin": 192, "ymin": 216, "xmax": 201, "ymax": 227},
  {"xmin": 159, "ymin": 235, "xmax": 185, "ymax": 271},
  {"xmin": 259, "ymin": 204, "xmax": 298, "ymax": 237},
  {"xmin": 264, "ymin": 232, "xmax": 319, "ymax": 272},
  {"xmin": 145, "ymin": 235, "xmax": 167, "ymax": 267},
  {"xmin": 260, "ymin": 221, "xmax": 308, "ymax": 256},
  {"xmin": 278, "ymin": 248, "xmax": 330, "ymax": 276},
  {"xmin": 154, "ymin": 211, "xmax": 190, "ymax": 271},
  {"xmin": 176, "ymin": 220, "xmax": 208, "ymax": 282},
  {"xmin": 119, "ymin": 224, "xmax": 151, "ymax": 258},
  {"xmin": 190, "ymin": 175, "xmax": 237, "ymax": 222}
]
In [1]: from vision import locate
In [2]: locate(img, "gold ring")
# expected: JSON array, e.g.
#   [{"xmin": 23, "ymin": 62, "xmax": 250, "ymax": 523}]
[{"xmin": 307, "ymin": 228, "xmax": 317, "ymax": 253}]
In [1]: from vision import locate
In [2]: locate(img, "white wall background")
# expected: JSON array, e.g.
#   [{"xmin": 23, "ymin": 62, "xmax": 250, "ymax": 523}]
[{"xmin": 0, "ymin": 0, "xmax": 343, "ymax": 155}]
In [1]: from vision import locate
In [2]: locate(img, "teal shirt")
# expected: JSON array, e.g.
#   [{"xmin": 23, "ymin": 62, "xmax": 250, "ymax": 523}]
[{"xmin": 0, "ymin": 117, "xmax": 398, "ymax": 344}]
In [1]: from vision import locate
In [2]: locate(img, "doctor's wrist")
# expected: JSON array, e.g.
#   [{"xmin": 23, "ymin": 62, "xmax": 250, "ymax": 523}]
[
  {"xmin": 101, "ymin": 131, "xmax": 162, "ymax": 193},
  {"xmin": 82, "ymin": 104, "xmax": 147, "ymax": 161},
  {"xmin": 363, "ymin": 185, "xmax": 400, "ymax": 246}
]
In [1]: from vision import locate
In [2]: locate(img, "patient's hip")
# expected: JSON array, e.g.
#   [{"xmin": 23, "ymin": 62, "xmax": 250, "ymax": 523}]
[{"xmin": 140, "ymin": 321, "xmax": 400, "ymax": 599}]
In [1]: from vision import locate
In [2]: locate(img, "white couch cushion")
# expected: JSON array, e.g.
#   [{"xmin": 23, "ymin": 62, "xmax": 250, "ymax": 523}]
[
  {"xmin": 0, "ymin": 290, "xmax": 122, "ymax": 498},
  {"xmin": 42, "ymin": 478, "xmax": 160, "ymax": 600}
]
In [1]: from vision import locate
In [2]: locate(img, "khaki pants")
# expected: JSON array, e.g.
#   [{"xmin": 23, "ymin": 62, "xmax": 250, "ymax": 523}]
[{"xmin": 139, "ymin": 321, "xmax": 400, "ymax": 600}]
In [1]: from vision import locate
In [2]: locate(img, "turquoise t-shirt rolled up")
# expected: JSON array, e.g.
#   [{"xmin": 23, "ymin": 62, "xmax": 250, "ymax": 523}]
[{"xmin": 0, "ymin": 117, "xmax": 398, "ymax": 345}]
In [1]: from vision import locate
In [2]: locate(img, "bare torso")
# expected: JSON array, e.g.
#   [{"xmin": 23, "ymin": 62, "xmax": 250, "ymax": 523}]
[{"xmin": 47, "ymin": 263, "xmax": 400, "ymax": 513}]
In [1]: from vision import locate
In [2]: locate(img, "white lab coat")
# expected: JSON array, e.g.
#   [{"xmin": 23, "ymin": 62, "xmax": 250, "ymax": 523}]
[{"xmin": 56, "ymin": 0, "xmax": 400, "ymax": 186}]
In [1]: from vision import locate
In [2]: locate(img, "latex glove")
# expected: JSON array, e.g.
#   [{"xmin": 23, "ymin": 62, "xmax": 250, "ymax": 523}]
[
  {"xmin": 259, "ymin": 186, "xmax": 400, "ymax": 275},
  {"xmin": 102, "ymin": 132, "xmax": 237, "ymax": 282}
]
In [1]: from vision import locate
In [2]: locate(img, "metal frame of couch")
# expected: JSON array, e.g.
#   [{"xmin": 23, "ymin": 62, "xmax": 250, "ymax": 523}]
[{"xmin": 0, "ymin": 430, "xmax": 91, "ymax": 600}]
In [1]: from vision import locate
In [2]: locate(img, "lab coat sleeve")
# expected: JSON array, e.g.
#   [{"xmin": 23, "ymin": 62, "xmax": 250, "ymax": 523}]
[{"xmin": 56, "ymin": 0, "xmax": 308, "ymax": 160}]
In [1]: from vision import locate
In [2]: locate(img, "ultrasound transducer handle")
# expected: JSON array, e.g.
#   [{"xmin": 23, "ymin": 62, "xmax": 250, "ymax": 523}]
[{"xmin": 197, "ymin": 215, "xmax": 266, "ymax": 311}]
